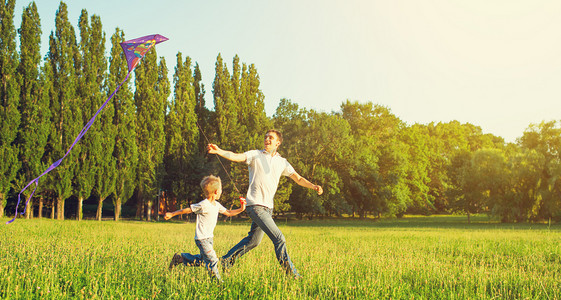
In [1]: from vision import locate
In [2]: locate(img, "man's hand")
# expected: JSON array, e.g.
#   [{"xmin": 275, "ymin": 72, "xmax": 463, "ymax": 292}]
[
  {"xmin": 207, "ymin": 144, "xmax": 221, "ymax": 154},
  {"xmin": 313, "ymin": 185, "xmax": 323, "ymax": 195},
  {"xmin": 164, "ymin": 212, "xmax": 173, "ymax": 220}
]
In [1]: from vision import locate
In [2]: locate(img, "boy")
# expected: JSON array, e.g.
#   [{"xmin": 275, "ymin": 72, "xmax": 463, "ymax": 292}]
[{"xmin": 164, "ymin": 175, "xmax": 246, "ymax": 282}]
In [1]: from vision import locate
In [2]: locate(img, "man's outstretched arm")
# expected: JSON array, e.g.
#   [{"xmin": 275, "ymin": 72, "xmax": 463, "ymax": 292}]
[
  {"xmin": 289, "ymin": 172, "xmax": 323, "ymax": 195},
  {"xmin": 207, "ymin": 144, "xmax": 246, "ymax": 162}
]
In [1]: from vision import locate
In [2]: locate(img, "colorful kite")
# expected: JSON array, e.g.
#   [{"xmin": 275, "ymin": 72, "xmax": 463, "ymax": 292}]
[{"xmin": 7, "ymin": 34, "xmax": 168, "ymax": 224}]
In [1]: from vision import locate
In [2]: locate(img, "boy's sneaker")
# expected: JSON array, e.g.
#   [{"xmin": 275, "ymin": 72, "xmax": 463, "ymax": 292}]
[{"xmin": 169, "ymin": 253, "xmax": 183, "ymax": 270}]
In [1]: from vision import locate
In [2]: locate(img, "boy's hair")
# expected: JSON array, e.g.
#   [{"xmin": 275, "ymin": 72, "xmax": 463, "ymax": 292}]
[
  {"xmin": 200, "ymin": 175, "xmax": 222, "ymax": 197},
  {"xmin": 266, "ymin": 129, "xmax": 283, "ymax": 143}
]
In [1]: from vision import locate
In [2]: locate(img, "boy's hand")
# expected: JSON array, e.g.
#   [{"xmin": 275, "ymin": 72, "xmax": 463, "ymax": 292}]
[
  {"xmin": 239, "ymin": 197, "xmax": 247, "ymax": 210},
  {"xmin": 313, "ymin": 185, "xmax": 323, "ymax": 195},
  {"xmin": 164, "ymin": 212, "xmax": 173, "ymax": 220}
]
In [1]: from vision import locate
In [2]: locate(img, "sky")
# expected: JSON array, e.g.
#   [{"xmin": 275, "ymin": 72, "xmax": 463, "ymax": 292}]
[{"xmin": 11, "ymin": 0, "xmax": 561, "ymax": 143}]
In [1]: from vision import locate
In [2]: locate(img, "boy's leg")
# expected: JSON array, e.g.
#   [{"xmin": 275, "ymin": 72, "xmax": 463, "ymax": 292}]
[
  {"xmin": 169, "ymin": 253, "xmax": 183, "ymax": 270},
  {"xmin": 247, "ymin": 205, "xmax": 299, "ymax": 277},
  {"xmin": 221, "ymin": 211, "xmax": 265, "ymax": 270},
  {"xmin": 196, "ymin": 238, "xmax": 222, "ymax": 282},
  {"xmin": 181, "ymin": 252, "xmax": 203, "ymax": 267}
]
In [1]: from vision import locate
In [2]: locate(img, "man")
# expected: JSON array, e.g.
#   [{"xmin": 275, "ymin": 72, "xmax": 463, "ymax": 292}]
[{"xmin": 207, "ymin": 129, "xmax": 323, "ymax": 278}]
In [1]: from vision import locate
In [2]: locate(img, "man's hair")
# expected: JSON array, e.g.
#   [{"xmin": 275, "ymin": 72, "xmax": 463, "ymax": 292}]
[
  {"xmin": 266, "ymin": 129, "xmax": 283, "ymax": 143},
  {"xmin": 200, "ymin": 175, "xmax": 221, "ymax": 197}
]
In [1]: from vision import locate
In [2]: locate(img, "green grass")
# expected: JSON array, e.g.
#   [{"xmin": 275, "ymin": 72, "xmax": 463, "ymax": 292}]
[{"xmin": 1, "ymin": 215, "xmax": 560, "ymax": 299}]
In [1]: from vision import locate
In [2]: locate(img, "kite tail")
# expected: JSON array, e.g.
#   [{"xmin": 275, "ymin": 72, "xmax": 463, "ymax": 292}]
[{"xmin": 6, "ymin": 71, "xmax": 133, "ymax": 225}]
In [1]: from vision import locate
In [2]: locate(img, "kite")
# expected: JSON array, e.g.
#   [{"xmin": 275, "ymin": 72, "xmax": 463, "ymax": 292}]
[{"xmin": 6, "ymin": 34, "xmax": 168, "ymax": 224}]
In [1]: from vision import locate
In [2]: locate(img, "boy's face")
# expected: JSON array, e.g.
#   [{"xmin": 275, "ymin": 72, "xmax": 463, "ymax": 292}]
[
  {"xmin": 264, "ymin": 132, "xmax": 281, "ymax": 152},
  {"xmin": 214, "ymin": 187, "xmax": 222, "ymax": 199}
]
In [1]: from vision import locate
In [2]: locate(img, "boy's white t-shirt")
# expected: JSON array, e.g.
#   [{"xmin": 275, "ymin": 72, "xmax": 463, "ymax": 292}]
[
  {"xmin": 190, "ymin": 199, "xmax": 227, "ymax": 240},
  {"xmin": 244, "ymin": 150, "xmax": 296, "ymax": 209}
]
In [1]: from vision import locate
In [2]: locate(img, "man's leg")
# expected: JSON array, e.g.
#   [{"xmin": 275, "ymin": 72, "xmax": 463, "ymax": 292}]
[
  {"xmin": 221, "ymin": 206, "xmax": 265, "ymax": 270},
  {"xmin": 247, "ymin": 205, "xmax": 299, "ymax": 277},
  {"xmin": 197, "ymin": 238, "xmax": 222, "ymax": 282}
]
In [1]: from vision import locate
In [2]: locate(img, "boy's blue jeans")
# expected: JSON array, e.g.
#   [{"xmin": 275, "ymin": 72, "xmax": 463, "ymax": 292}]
[
  {"xmin": 181, "ymin": 237, "xmax": 221, "ymax": 282},
  {"xmin": 221, "ymin": 205, "xmax": 299, "ymax": 277}
]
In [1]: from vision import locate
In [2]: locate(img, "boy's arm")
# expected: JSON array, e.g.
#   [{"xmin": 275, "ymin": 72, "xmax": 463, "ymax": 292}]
[
  {"xmin": 222, "ymin": 198, "xmax": 247, "ymax": 217},
  {"xmin": 164, "ymin": 207, "xmax": 193, "ymax": 220},
  {"xmin": 207, "ymin": 144, "xmax": 246, "ymax": 162},
  {"xmin": 289, "ymin": 172, "xmax": 323, "ymax": 195}
]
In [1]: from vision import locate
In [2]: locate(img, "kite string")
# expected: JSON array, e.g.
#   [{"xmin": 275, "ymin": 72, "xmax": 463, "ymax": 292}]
[
  {"xmin": 6, "ymin": 71, "xmax": 132, "ymax": 225},
  {"xmin": 195, "ymin": 121, "xmax": 242, "ymax": 196}
]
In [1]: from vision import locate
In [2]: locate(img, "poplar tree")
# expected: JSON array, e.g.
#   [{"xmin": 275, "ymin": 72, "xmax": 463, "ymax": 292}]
[
  {"xmin": 135, "ymin": 49, "xmax": 168, "ymax": 220},
  {"xmin": 212, "ymin": 54, "xmax": 247, "ymax": 202},
  {"xmin": 193, "ymin": 63, "xmax": 210, "ymax": 153},
  {"xmin": 164, "ymin": 53, "xmax": 199, "ymax": 206},
  {"xmin": 212, "ymin": 53, "xmax": 237, "ymax": 148},
  {"xmin": 40, "ymin": 58, "xmax": 55, "ymax": 219},
  {"xmin": 86, "ymin": 14, "xmax": 115, "ymax": 221},
  {"xmin": 231, "ymin": 55, "xmax": 245, "ymax": 142},
  {"xmin": 153, "ymin": 56, "xmax": 170, "ymax": 220},
  {"xmin": 242, "ymin": 63, "xmax": 269, "ymax": 145},
  {"xmin": 75, "ymin": 10, "xmax": 98, "ymax": 220},
  {"xmin": 109, "ymin": 28, "xmax": 137, "ymax": 221},
  {"xmin": 231, "ymin": 57, "xmax": 271, "ymax": 204},
  {"xmin": 45, "ymin": 2, "xmax": 81, "ymax": 220},
  {"xmin": 16, "ymin": 1, "xmax": 49, "ymax": 219},
  {"xmin": 0, "ymin": 0, "xmax": 20, "ymax": 218}
]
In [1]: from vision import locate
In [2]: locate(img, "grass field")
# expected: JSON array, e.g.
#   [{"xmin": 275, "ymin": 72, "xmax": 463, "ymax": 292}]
[{"xmin": 1, "ymin": 215, "xmax": 560, "ymax": 299}]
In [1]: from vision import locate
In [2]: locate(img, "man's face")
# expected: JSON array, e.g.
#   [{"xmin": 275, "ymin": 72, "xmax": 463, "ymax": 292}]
[{"xmin": 264, "ymin": 132, "xmax": 281, "ymax": 152}]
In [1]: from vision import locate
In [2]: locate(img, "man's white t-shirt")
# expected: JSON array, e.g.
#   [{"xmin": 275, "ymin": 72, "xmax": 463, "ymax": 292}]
[
  {"xmin": 190, "ymin": 199, "xmax": 227, "ymax": 240},
  {"xmin": 244, "ymin": 150, "xmax": 296, "ymax": 209}
]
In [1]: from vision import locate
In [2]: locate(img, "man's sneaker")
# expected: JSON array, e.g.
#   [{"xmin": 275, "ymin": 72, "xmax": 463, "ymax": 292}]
[
  {"xmin": 169, "ymin": 253, "xmax": 183, "ymax": 270},
  {"xmin": 220, "ymin": 257, "xmax": 232, "ymax": 272}
]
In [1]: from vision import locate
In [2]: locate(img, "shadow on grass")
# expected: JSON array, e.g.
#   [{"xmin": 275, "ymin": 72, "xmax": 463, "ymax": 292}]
[{"xmin": 280, "ymin": 214, "xmax": 561, "ymax": 231}]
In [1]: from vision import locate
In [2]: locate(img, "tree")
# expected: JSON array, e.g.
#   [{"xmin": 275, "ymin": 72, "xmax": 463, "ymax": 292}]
[
  {"xmin": 424, "ymin": 121, "xmax": 505, "ymax": 213},
  {"xmin": 45, "ymin": 2, "xmax": 81, "ymax": 220},
  {"xmin": 193, "ymin": 62, "xmax": 210, "ymax": 153},
  {"xmin": 461, "ymin": 149, "xmax": 508, "ymax": 222},
  {"xmin": 399, "ymin": 124, "xmax": 432, "ymax": 214},
  {"xmin": 341, "ymin": 101, "xmax": 407, "ymax": 217},
  {"xmin": 519, "ymin": 121, "xmax": 561, "ymax": 221},
  {"xmin": 495, "ymin": 149, "xmax": 543, "ymax": 222},
  {"xmin": 135, "ymin": 48, "xmax": 168, "ymax": 220},
  {"xmin": 0, "ymin": 0, "xmax": 20, "ymax": 218},
  {"xmin": 109, "ymin": 28, "xmax": 137, "ymax": 221},
  {"xmin": 273, "ymin": 99, "xmax": 307, "ymax": 215},
  {"xmin": 163, "ymin": 52, "xmax": 199, "ymax": 208},
  {"xmin": 211, "ymin": 54, "xmax": 248, "ymax": 204},
  {"xmin": 38, "ymin": 58, "xmax": 56, "ymax": 219},
  {"xmin": 86, "ymin": 15, "xmax": 115, "ymax": 221},
  {"xmin": 75, "ymin": 10, "xmax": 107, "ymax": 220},
  {"xmin": 290, "ymin": 111, "xmax": 350, "ymax": 218},
  {"xmin": 240, "ymin": 62, "xmax": 270, "ymax": 147},
  {"xmin": 15, "ymin": 1, "xmax": 49, "ymax": 219},
  {"xmin": 212, "ymin": 53, "xmax": 237, "ymax": 148},
  {"xmin": 226, "ymin": 56, "xmax": 270, "ymax": 207},
  {"xmin": 274, "ymin": 100, "xmax": 352, "ymax": 217}
]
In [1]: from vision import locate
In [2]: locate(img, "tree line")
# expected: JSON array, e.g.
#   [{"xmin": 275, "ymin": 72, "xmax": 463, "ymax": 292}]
[{"xmin": 1, "ymin": 1, "xmax": 560, "ymax": 222}]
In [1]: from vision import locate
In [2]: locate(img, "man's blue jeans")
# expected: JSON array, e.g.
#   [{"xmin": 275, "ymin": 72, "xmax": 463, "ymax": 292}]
[
  {"xmin": 221, "ymin": 205, "xmax": 299, "ymax": 276},
  {"xmin": 181, "ymin": 237, "xmax": 222, "ymax": 282}
]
